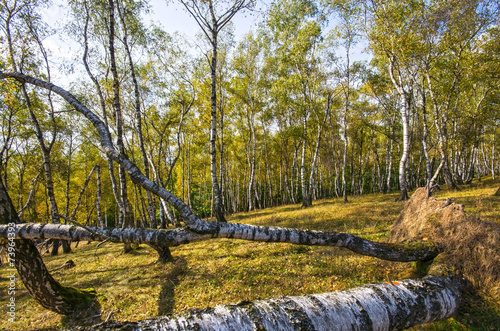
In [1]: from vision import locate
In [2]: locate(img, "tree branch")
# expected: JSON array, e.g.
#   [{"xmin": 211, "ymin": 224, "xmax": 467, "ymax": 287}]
[{"xmin": 1, "ymin": 223, "xmax": 439, "ymax": 262}]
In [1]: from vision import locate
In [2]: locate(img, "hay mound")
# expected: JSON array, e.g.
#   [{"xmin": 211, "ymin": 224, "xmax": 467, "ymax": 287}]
[{"xmin": 390, "ymin": 188, "xmax": 500, "ymax": 298}]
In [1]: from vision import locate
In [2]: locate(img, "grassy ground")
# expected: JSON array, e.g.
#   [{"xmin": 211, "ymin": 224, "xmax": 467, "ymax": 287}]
[{"xmin": 1, "ymin": 178, "xmax": 499, "ymax": 330}]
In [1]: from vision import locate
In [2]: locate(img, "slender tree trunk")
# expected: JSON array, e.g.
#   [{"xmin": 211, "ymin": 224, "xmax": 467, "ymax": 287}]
[
  {"xmin": 96, "ymin": 165, "xmax": 104, "ymax": 227},
  {"xmin": 291, "ymin": 141, "xmax": 299, "ymax": 204},
  {"xmin": 342, "ymin": 130, "xmax": 348, "ymax": 203},
  {"xmin": 5, "ymin": 3, "xmax": 67, "ymax": 254},
  {"xmin": 108, "ymin": 0, "xmax": 133, "ymax": 254},
  {"xmin": 491, "ymin": 131, "xmax": 496, "ymax": 180},
  {"xmin": 301, "ymin": 114, "xmax": 309, "ymax": 207},
  {"xmin": 82, "ymin": 0, "xmax": 123, "ymax": 228},
  {"xmin": 307, "ymin": 101, "xmax": 330, "ymax": 206},
  {"xmin": 388, "ymin": 58, "xmax": 410, "ymax": 201},
  {"xmin": 64, "ymin": 135, "xmax": 74, "ymax": 218},
  {"xmin": 67, "ymin": 165, "xmax": 97, "ymax": 222},
  {"xmin": 117, "ymin": 0, "xmax": 157, "ymax": 229},
  {"xmin": 209, "ymin": 27, "xmax": 225, "ymax": 222},
  {"xmin": 425, "ymin": 70, "xmax": 458, "ymax": 191},
  {"xmin": 385, "ymin": 134, "xmax": 393, "ymax": 193},
  {"xmin": 421, "ymin": 87, "xmax": 433, "ymax": 187}
]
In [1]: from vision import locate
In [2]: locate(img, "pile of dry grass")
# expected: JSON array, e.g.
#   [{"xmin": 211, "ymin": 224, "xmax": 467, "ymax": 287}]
[{"xmin": 390, "ymin": 188, "xmax": 500, "ymax": 298}]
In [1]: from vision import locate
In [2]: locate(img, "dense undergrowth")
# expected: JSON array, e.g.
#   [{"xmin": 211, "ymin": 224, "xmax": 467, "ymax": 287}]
[{"xmin": 1, "ymin": 179, "xmax": 499, "ymax": 330}]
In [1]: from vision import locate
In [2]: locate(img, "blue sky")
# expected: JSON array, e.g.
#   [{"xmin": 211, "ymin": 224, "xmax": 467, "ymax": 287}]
[{"xmin": 40, "ymin": 0, "xmax": 370, "ymax": 86}]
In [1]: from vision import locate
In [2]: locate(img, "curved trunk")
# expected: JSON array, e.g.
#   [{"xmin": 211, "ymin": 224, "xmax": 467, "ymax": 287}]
[
  {"xmin": 247, "ymin": 110, "xmax": 256, "ymax": 211},
  {"xmin": 0, "ymin": 180, "xmax": 97, "ymax": 315},
  {"xmin": 388, "ymin": 57, "xmax": 410, "ymax": 201},
  {"xmin": 398, "ymin": 101, "xmax": 410, "ymax": 201}
]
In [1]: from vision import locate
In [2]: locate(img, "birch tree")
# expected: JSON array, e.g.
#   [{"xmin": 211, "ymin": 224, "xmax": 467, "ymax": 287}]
[
  {"xmin": 178, "ymin": 0, "xmax": 254, "ymax": 222},
  {"xmin": 367, "ymin": 0, "xmax": 421, "ymax": 200}
]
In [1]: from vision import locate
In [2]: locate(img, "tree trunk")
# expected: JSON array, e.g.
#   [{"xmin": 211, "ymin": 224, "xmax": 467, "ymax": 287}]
[
  {"xmin": 147, "ymin": 242, "xmax": 174, "ymax": 263},
  {"xmin": 0, "ymin": 179, "xmax": 97, "ymax": 315},
  {"xmin": 108, "ymin": 0, "xmax": 133, "ymax": 245},
  {"xmin": 388, "ymin": 58, "xmax": 410, "ymax": 201},
  {"xmin": 96, "ymin": 165, "xmax": 104, "ymax": 227},
  {"xmin": 307, "ymin": 100, "xmax": 330, "ymax": 206},
  {"xmin": 492, "ymin": 131, "xmax": 496, "ymax": 180},
  {"xmin": 247, "ymin": 108, "xmax": 256, "ymax": 211},
  {"xmin": 81, "ymin": 1, "xmax": 122, "ymax": 229},
  {"xmin": 117, "ymin": 0, "xmax": 157, "ymax": 229},
  {"xmin": 263, "ymin": 125, "xmax": 273, "ymax": 207},
  {"xmin": 301, "ymin": 114, "xmax": 309, "ymax": 207},
  {"xmin": 421, "ymin": 87, "xmax": 433, "ymax": 190},
  {"xmin": 425, "ymin": 70, "xmax": 458, "ymax": 191},
  {"xmin": 210, "ymin": 28, "xmax": 226, "ymax": 222},
  {"xmin": 89, "ymin": 275, "xmax": 465, "ymax": 331},
  {"xmin": 342, "ymin": 116, "xmax": 348, "ymax": 203},
  {"xmin": 3, "ymin": 222, "xmax": 440, "ymax": 262},
  {"xmin": 386, "ymin": 135, "xmax": 393, "ymax": 193}
]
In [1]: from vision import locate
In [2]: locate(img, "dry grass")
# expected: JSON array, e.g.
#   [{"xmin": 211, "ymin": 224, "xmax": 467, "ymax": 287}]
[
  {"xmin": 1, "ymin": 179, "xmax": 499, "ymax": 330},
  {"xmin": 391, "ymin": 184, "xmax": 500, "ymax": 299}
]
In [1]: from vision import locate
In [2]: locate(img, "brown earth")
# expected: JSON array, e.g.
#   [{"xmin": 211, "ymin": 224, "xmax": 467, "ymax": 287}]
[{"xmin": 390, "ymin": 187, "xmax": 500, "ymax": 299}]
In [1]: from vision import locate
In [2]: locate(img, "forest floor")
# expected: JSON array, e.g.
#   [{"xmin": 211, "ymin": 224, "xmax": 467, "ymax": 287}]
[{"xmin": 1, "ymin": 179, "xmax": 499, "ymax": 330}]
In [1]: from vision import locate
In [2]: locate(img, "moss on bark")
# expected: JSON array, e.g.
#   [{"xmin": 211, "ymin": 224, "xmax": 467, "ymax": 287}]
[{"xmin": 60, "ymin": 286, "xmax": 97, "ymax": 309}]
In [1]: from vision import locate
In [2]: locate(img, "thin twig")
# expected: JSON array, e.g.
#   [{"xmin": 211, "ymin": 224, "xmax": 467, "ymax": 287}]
[
  {"xmin": 96, "ymin": 238, "xmax": 111, "ymax": 248},
  {"xmin": 105, "ymin": 310, "xmax": 115, "ymax": 322}
]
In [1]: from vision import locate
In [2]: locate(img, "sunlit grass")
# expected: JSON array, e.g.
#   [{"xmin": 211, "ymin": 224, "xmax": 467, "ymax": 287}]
[{"xmin": 1, "ymin": 178, "xmax": 499, "ymax": 330}]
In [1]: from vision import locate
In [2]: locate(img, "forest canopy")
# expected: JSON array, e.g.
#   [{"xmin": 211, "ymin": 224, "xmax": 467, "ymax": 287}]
[{"xmin": 0, "ymin": 0, "xmax": 499, "ymax": 228}]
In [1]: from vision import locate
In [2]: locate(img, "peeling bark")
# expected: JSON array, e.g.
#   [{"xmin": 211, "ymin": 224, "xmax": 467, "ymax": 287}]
[
  {"xmin": 1, "ymin": 223, "xmax": 439, "ymax": 262},
  {"xmin": 88, "ymin": 275, "xmax": 465, "ymax": 331}
]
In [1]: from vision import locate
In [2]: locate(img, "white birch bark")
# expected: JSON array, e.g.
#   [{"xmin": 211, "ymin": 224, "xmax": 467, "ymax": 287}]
[
  {"xmin": 301, "ymin": 114, "xmax": 309, "ymax": 207},
  {"xmin": 388, "ymin": 57, "xmax": 410, "ymax": 201},
  {"xmin": 90, "ymin": 275, "xmax": 465, "ymax": 331},
  {"xmin": 1, "ymin": 222, "xmax": 439, "ymax": 262}
]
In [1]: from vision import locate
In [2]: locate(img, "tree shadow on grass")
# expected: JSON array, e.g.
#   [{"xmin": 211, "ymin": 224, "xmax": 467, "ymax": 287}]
[
  {"xmin": 453, "ymin": 286, "xmax": 500, "ymax": 330},
  {"xmin": 60, "ymin": 289, "xmax": 102, "ymax": 329},
  {"xmin": 158, "ymin": 257, "xmax": 187, "ymax": 316}
]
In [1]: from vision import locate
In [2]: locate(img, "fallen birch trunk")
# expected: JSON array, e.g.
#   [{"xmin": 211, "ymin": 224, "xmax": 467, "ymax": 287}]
[
  {"xmin": 88, "ymin": 275, "xmax": 465, "ymax": 331},
  {"xmin": 0, "ymin": 222, "xmax": 439, "ymax": 262}
]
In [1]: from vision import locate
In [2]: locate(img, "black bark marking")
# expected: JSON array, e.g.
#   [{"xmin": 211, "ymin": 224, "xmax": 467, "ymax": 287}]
[
  {"xmin": 280, "ymin": 298, "xmax": 315, "ymax": 331},
  {"xmin": 354, "ymin": 299, "xmax": 373, "ymax": 330}
]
